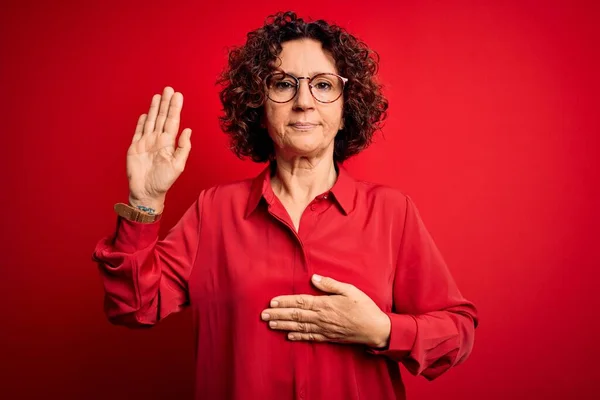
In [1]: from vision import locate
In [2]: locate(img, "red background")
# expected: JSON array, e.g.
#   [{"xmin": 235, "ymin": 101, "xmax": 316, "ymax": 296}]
[{"xmin": 2, "ymin": 0, "xmax": 599, "ymax": 399}]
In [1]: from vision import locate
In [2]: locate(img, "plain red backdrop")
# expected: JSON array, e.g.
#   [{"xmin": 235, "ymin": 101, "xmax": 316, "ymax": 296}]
[{"xmin": 1, "ymin": 0, "xmax": 599, "ymax": 399}]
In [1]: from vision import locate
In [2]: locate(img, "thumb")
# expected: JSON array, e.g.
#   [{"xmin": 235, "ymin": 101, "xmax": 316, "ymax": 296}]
[{"xmin": 311, "ymin": 274, "xmax": 349, "ymax": 295}]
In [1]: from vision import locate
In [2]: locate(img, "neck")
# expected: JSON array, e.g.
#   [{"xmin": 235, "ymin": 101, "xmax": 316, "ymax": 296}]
[{"xmin": 270, "ymin": 153, "xmax": 338, "ymax": 205}]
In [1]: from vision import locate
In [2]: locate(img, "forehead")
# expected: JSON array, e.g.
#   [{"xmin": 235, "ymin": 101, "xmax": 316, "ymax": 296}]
[{"xmin": 277, "ymin": 39, "xmax": 337, "ymax": 74}]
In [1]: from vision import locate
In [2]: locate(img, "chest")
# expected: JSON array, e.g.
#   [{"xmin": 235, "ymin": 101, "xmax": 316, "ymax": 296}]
[{"xmin": 188, "ymin": 205, "xmax": 397, "ymax": 311}]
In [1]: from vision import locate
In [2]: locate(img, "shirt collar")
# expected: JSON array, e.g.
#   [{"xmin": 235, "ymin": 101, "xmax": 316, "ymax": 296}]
[{"xmin": 245, "ymin": 162, "xmax": 357, "ymax": 218}]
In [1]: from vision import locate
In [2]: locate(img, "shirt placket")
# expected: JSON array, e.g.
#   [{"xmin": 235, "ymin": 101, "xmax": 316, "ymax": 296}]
[
  {"xmin": 295, "ymin": 193, "xmax": 332, "ymax": 400},
  {"xmin": 267, "ymin": 193, "xmax": 332, "ymax": 400}
]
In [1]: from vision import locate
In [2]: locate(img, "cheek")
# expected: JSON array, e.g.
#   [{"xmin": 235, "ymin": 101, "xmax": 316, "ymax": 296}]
[
  {"xmin": 324, "ymin": 107, "xmax": 344, "ymax": 132},
  {"xmin": 263, "ymin": 111, "xmax": 288, "ymax": 145},
  {"xmin": 265, "ymin": 106, "xmax": 288, "ymax": 130}
]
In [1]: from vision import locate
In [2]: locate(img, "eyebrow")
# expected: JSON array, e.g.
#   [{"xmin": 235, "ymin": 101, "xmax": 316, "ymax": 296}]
[{"xmin": 277, "ymin": 69, "xmax": 337, "ymax": 78}]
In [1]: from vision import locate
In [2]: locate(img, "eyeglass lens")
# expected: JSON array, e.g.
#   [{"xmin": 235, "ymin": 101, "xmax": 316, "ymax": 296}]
[{"xmin": 266, "ymin": 72, "xmax": 344, "ymax": 103}]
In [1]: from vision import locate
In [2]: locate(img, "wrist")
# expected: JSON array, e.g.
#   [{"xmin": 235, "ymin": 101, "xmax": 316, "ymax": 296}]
[
  {"xmin": 114, "ymin": 202, "xmax": 162, "ymax": 223},
  {"xmin": 128, "ymin": 195, "xmax": 165, "ymax": 215},
  {"xmin": 369, "ymin": 312, "xmax": 391, "ymax": 349}
]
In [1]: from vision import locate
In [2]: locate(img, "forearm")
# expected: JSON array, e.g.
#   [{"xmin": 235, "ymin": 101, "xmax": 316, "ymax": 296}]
[
  {"xmin": 93, "ymin": 195, "xmax": 203, "ymax": 327},
  {"xmin": 370, "ymin": 306, "xmax": 476, "ymax": 380},
  {"xmin": 93, "ymin": 217, "xmax": 164, "ymax": 327}
]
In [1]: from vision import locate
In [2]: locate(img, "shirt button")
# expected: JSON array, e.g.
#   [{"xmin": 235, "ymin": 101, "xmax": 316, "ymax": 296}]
[
  {"xmin": 310, "ymin": 204, "xmax": 316, "ymax": 211},
  {"xmin": 299, "ymin": 387, "xmax": 305, "ymax": 398},
  {"xmin": 323, "ymin": 194, "xmax": 328, "ymax": 199}
]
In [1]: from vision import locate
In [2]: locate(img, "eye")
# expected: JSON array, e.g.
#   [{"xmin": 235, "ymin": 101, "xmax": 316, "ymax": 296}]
[
  {"xmin": 314, "ymin": 81, "xmax": 333, "ymax": 90},
  {"xmin": 274, "ymin": 81, "xmax": 295, "ymax": 90}
]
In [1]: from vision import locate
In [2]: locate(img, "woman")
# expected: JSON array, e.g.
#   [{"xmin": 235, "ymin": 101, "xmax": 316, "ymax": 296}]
[{"xmin": 93, "ymin": 11, "xmax": 478, "ymax": 400}]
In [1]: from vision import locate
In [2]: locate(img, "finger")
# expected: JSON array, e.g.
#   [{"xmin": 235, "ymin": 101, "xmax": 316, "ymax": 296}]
[
  {"xmin": 164, "ymin": 92, "xmax": 183, "ymax": 136},
  {"xmin": 144, "ymin": 94, "xmax": 161, "ymax": 134},
  {"xmin": 268, "ymin": 320, "xmax": 321, "ymax": 333},
  {"xmin": 261, "ymin": 308, "xmax": 318, "ymax": 323},
  {"xmin": 288, "ymin": 332, "xmax": 328, "ymax": 342},
  {"xmin": 132, "ymin": 114, "xmax": 147, "ymax": 143},
  {"xmin": 173, "ymin": 128, "xmax": 192, "ymax": 171},
  {"xmin": 155, "ymin": 87, "xmax": 175, "ymax": 134},
  {"xmin": 270, "ymin": 294, "xmax": 317, "ymax": 310},
  {"xmin": 311, "ymin": 274, "xmax": 351, "ymax": 295}
]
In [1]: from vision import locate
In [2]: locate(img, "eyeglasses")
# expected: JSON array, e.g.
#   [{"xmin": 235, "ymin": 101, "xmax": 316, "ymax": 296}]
[{"xmin": 265, "ymin": 71, "xmax": 348, "ymax": 104}]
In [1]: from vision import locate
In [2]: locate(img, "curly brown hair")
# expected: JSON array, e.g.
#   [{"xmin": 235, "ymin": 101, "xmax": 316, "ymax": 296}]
[{"xmin": 218, "ymin": 11, "xmax": 388, "ymax": 163}]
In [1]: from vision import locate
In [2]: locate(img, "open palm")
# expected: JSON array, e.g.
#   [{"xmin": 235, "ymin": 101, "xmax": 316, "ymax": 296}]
[{"xmin": 127, "ymin": 87, "xmax": 192, "ymax": 213}]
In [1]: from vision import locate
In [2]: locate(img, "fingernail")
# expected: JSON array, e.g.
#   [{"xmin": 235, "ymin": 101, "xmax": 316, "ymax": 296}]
[
  {"xmin": 261, "ymin": 313, "xmax": 270, "ymax": 320},
  {"xmin": 312, "ymin": 274, "xmax": 322, "ymax": 282},
  {"xmin": 270, "ymin": 300, "xmax": 279, "ymax": 307},
  {"xmin": 269, "ymin": 321, "xmax": 277, "ymax": 328},
  {"xmin": 289, "ymin": 333, "xmax": 296, "ymax": 340}
]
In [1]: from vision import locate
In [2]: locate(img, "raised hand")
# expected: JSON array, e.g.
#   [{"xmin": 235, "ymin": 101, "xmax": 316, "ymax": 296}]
[{"xmin": 127, "ymin": 87, "xmax": 192, "ymax": 214}]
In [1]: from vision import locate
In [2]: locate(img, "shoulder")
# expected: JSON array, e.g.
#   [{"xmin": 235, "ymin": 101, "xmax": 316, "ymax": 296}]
[
  {"xmin": 198, "ymin": 177, "xmax": 254, "ymax": 204},
  {"xmin": 351, "ymin": 179, "xmax": 427, "ymax": 240},
  {"xmin": 353, "ymin": 179, "xmax": 411, "ymax": 210},
  {"xmin": 350, "ymin": 176, "xmax": 428, "ymax": 228}
]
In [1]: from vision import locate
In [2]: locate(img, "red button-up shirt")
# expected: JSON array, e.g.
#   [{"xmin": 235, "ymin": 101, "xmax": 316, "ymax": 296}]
[{"xmin": 93, "ymin": 164, "xmax": 478, "ymax": 400}]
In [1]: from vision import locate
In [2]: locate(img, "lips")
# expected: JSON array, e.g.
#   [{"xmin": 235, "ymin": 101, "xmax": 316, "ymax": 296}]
[{"xmin": 290, "ymin": 122, "xmax": 318, "ymax": 128}]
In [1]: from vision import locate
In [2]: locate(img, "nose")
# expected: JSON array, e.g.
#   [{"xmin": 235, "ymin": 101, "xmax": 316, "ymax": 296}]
[{"xmin": 293, "ymin": 78, "xmax": 315, "ymax": 110}]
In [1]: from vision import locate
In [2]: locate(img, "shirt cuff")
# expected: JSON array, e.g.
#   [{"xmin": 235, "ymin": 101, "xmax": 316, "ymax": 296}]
[
  {"xmin": 367, "ymin": 313, "xmax": 418, "ymax": 359},
  {"xmin": 112, "ymin": 216, "xmax": 161, "ymax": 253}
]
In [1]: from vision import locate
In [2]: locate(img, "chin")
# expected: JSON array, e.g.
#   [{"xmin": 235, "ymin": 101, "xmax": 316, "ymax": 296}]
[
  {"xmin": 274, "ymin": 128, "xmax": 334, "ymax": 157},
  {"xmin": 289, "ymin": 135, "xmax": 320, "ymax": 149},
  {"xmin": 284, "ymin": 139, "xmax": 332, "ymax": 158}
]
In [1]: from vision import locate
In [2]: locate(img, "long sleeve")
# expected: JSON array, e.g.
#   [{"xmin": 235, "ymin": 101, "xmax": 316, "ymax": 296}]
[
  {"xmin": 92, "ymin": 192, "xmax": 204, "ymax": 327},
  {"xmin": 371, "ymin": 195, "xmax": 478, "ymax": 380}
]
